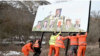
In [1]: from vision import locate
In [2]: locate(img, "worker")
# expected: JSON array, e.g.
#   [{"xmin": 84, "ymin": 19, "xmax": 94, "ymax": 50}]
[
  {"xmin": 77, "ymin": 32, "xmax": 87, "ymax": 56},
  {"xmin": 66, "ymin": 33, "xmax": 78, "ymax": 56},
  {"xmin": 22, "ymin": 40, "xmax": 34, "ymax": 56},
  {"xmin": 48, "ymin": 31, "xmax": 61, "ymax": 56},
  {"xmin": 54, "ymin": 33, "xmax": 68, "ymax": 56},
  {"xmin": 33, "ymin": 39, "xmax": 41, "ymax": 56}
]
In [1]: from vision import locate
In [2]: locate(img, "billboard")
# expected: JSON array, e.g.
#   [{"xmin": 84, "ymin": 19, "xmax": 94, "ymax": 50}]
[{"xmin": 32, "ymin": 1, "xmax": 90, "ymax": 32}]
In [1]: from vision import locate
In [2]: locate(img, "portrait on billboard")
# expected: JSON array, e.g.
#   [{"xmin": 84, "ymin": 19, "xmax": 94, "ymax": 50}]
[
  {"xmin": 36, "ymin": 21, "xmax": 42, "ymax": 29},
  {"xmin": 74, "ymin": 19, "xmax": 81, "ymax": 29},
  {"xmin": 57, "ymin": 20, "xmax": 63, "ymax": 29},
  {"xmin": 42, "ymin": 21, "xmax": 48, "ymax": 30},
  {"xmin": 66, "ymin": 19, "xmax": 71, "ymax": 29},
  {"xmin": 49, "ymin": 20, "xmax": 55, "ymax": 28},
  {"xmin": 55, "ymin": 9, "xmax": 62, "ymax": 17}
]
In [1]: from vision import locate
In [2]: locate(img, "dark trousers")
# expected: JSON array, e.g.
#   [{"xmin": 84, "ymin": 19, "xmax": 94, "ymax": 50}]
[
  {"xmin": 33, "ymin": 47, "xmax": 41, "ymax": 56},
  {"xmin": 69, "ymin": 45, "xmax": 78, "ymax": 56}
]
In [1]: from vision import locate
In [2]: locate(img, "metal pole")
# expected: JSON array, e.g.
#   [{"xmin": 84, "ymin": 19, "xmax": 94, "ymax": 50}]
[
  {"xmin": 87, "ymin": 0, "xmax": 91, "ymax": 33},
  {"xmin": 65, "ymin": 33, "xmax": 71, "ymax": 56},
  {"xmin": 40, "ymin": 32, "xmax": 44, "ymax": 46},
  {"xmin": 65, "ymin": 38, "xmax": 70, "ymax": 56}
]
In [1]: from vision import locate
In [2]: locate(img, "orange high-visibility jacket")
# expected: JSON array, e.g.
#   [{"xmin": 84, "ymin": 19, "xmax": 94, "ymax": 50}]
[
  {"xmin": 33, "ymin": 40, "xmax": 39, "ymax": 48},
  {"xmin": 77, "ymin": 32, "xmax": 87, "ymax": 45},
  {"xmin": 22, "ymin": 43, "xmax": 33, "ymax": 52},
  {"xmin": 67, "ymin": 36, "xmax": 78, "ymax": 45},
  {"xmin": 55, "ymin": 36, "xmax": 67, "ymax": 49}
]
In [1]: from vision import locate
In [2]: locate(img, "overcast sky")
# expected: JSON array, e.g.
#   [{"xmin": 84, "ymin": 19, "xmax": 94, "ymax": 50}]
[{"xmin": 47, "ymin": 0, "xmax": 100, "ymax": 12}]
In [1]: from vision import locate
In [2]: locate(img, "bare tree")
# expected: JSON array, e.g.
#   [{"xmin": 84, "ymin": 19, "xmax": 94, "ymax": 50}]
[
  {"xmin": 40, "ymin": 0, "xmax": 50, "ymax": 5},
  {"xmin": 91, "ymin": 11, "xmax": 100, "ymax": 19}
]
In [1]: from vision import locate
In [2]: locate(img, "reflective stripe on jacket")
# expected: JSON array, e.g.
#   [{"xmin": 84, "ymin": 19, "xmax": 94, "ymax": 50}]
[
  {"xmin": 67, "ymin": 36, "xmax": 78, "ymax": 45},
  {"xmin": 77, "ymin": 32, "xmax": 87, "ymax": 45},
  {"xmin": 55, "ymin": 36, "xmax": 67, "ymax": 49},
  {"xmin": 33, "ymin": 40, "xmax": 39, "ymax": 48},
  {"xmin": 79, "ymin": 42, "xmax": 87, "ymax": 45}
]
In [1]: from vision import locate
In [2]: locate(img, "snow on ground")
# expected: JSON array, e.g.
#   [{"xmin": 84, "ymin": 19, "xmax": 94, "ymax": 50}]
[
  {"xmin": 42, "ymin": 41, "xmax": 46, "ymax": 44},
  {"xmin": 3, "ymin": 1, "xmax": 24, "ymax": 9},
  {"xmin": 32, "ymin": 1, "xmax": 39, "ymax": 7},
  {"xmin": 19, "ymin": 0, "xmax": 24, "ymax": 3},
  {"xmin": 3, "ymin": 1, "xmax": 39, "ymax": 15},
  {"xmin": 0, "ymin": 51, "xmax": 21, "ymax": 56},
  {"xmin": 7, "ymin": 1, "xmax": 22, "ymax": 9}
]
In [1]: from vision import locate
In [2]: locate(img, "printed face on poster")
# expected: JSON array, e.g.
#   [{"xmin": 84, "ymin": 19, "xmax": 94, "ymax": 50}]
[{"xmin": 32, "ymin": 1, "xmax": 90, "ymax": 32}]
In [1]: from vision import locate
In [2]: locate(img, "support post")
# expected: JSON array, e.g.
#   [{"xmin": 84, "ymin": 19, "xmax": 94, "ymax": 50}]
[
  {"xmin": 65, "ymin": 32, "xmax": 71, "ymax": 56},
  {"xmin": 40, "ymin": 32, "xmax": 45, "ymax": 46},
  {"xmin": 65, "ymin": 39, "xmax": 70, "ymax": 56}
]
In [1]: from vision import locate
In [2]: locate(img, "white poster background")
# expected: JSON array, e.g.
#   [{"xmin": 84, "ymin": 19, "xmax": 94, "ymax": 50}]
[{"xmin": 32, "ymin": 1, "xmax": 90, "ymax": 32}]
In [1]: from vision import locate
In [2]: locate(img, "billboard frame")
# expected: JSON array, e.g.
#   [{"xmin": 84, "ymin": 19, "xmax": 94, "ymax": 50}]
[{"xmin": 32, "ymin": 0, "xmax": 91, "ymax": 33}]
